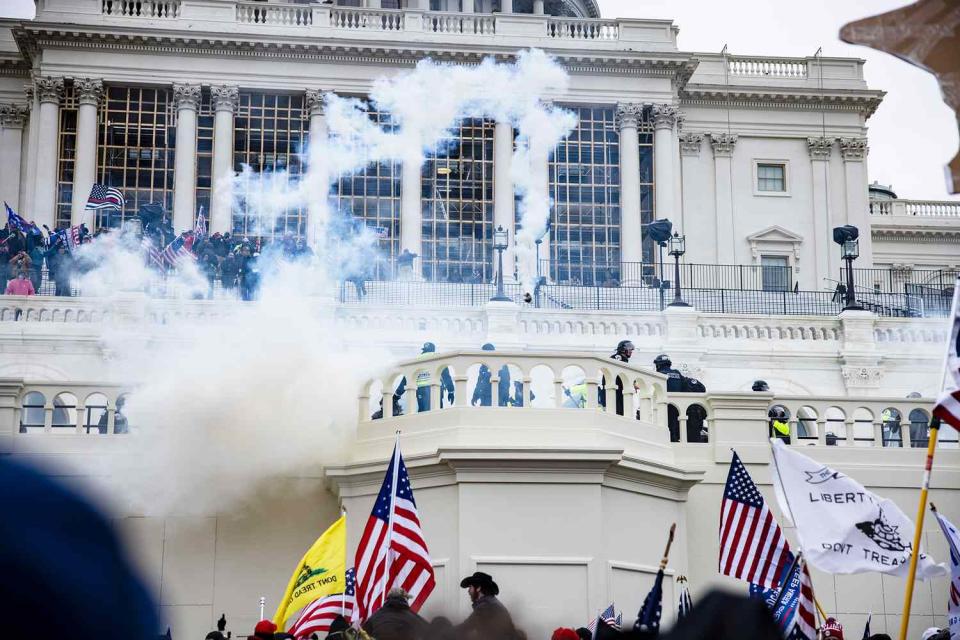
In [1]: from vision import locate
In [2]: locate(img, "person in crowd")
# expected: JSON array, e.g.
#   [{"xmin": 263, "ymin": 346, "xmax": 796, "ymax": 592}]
[
  {"xmin": 575, "ymin": 628, "xmax": 591, "ymax": 640},
  {"xmin": 221, "ymin": 252, "xmax": 240, "ymax": 295},
  {"xmin": 361, "ymin": 587, "xmax": 429, "ymax": 640},
  {"xmin": 821, "ymin": 618, "xmax": 844, "ymax": 640},
  {"xmin": 397, "ymin": 248, "xmax": 418, "ymax": 280},
  {"xmin": 458, "ymin": 571, "xmax": 517, "ymax": 640},
  {"xmin": 97, "ymin": 397, "xmax": 128, "ymax": 435},
  {"xmin": 200, "ymin": 249, "xmax": 220, "ymax": 300},
  {"xmin": 253, "ymin": 619, "xmax": 277, "ymax": 640},
  {"xmin": 28, "ymin": 242, "xmax": 44, "ymax": 292},
  {"xmin": 552, "ymin": 629, "xmax": 579, "ymax": 640},
  {"xmin": 8, "ymin": 249, "xmax": 32, "ymax": 282},
  {"xmin": 5, "ymin": 272, "xmax": 35, "ymax": 296},
  {"xmin": 241, "ymin": 252, "xmax": 261, "ymax": 301},
  {"xmin": 347, "ymin": 272, "xmax": 368, "ymax": 300},
  {"xmin": 602, "ymin": 339, "xmax": 636, "ymax": 415},
  {"xmin": 48, "ymin": 245, "xmax": 74, "ymax": 297},
  {"xmin": 327, "ymin": 615, "xmax": 351, "ymax": 640}
]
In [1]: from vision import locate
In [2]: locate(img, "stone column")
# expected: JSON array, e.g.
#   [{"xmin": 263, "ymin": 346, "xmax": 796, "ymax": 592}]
[
  {"xmin": 652, "ymin": 104, "xmax": 678, "ymax": 222},
  {"xmin": 839, "ymin": 137, "xmax": 873, "ymax": 267},
  {"xmin": 400, "ymin": 154, "xmax": 423, "ymax": 265},
  {"xmin": 70, "ymin": 78, "xmax": 104, "ymax": 229},
  {"xmin": 32, "ymin": 76, "xmax": 64, "ymax": 231},
  {"xmin": 21, "ymin": 84, "xmax": 38, "ymax": 219},
  {"xmin": 617, "ymin": 103, "xmax": 643, "ymax": 265},
  {"xmin": 172, "ymin": 83, "xmax": 201, "ymax": 235},
  {"xmin": 493, "ymin": 120, "xmax": 515, "ymax": 278},
  {"xmin": 210, "ymin": 85, "xmax": 238, "ymax": 235},
  {"xmin": 462, "ymin": 0, "xmax": 474, "ymax": 11},
  {"xmin": 533, "ymin": 0, "xmax": 544, "ymax": 13},
  {"xmin": 0, "ymin": 104, "xmax": 28, "ymax": 211},
  {"xmin": 306, "ymin": 89, "xmax": 328, "ymax": 247},
  {"xmin": 808, "ymin": 137, "xmax": 834, "ymax": 288},
  {"xmin": 500, "ymin": 0, "xmax": 512, "ymax": 12},
  {"xmin": 709, "ymin": 132, "xmax": 737, "ymax": 264}
]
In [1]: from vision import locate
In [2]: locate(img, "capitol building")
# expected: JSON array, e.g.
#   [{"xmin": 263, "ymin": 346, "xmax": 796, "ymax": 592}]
[{"xmin": 1, "ymin": 0, "xmax": 959, "ymax": 638}]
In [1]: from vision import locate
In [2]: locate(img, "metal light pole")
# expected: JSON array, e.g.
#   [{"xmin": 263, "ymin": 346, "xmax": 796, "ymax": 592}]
[
  {"xmin": 491, "ymin": 225, "xmax": 511, "ymax": 302},
  {"xmin": 842, "ymin": 237, "xmax": 863, "ymax": 311},
  {"xmin": 668, "ymin": 231, "xmax": 690, "ymax": 307}
]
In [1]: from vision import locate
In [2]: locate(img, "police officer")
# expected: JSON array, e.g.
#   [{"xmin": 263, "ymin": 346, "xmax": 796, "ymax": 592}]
[
  {"xmin": 415, "ymin": 343, "xmax": 456, "ymax": 412},
  {"xmin": 881, "ymin": 407, "xmax": 902, "ymax": 447},
  {"xmin": 752, "ymin": 380, "xmax": 770, "ymax": 392},
  {"xmin": 769, "ymin": 406, "xmax": 791, "ymax": 443},
  {"xmin": 654, "ymin": 354, "xmax": 684, "ymax": 392},
  {"xmin": 602, "ymin": 340, "xmax": 635, "ymax": 415},
  {"xmin": 472, "ymin": 344, "xmax": 512, "ymax": 407}
]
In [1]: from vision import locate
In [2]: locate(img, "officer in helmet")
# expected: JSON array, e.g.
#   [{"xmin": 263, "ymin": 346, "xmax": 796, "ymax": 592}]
[
  {"xmin": 472, "ymin": 344, "xmax": 513, "ymax": 407},
  {"xmin": 602, "ymin": 340, "xmax": 636, "ymax": 415},
  {"xmin": 612, "ymin": 340, "xmax": 635, "ymax": 363},
  {"xmin": 752, "ymin": 380, "xmax": 770, "ymax": 392},
  {"xmin": 416, "ymin": 342, "xmax": 455, "ymax": 412},
  {"xmin": 654, "ymin": 354, "xmax": 683, "ymax": 392},
  {"xmin": 768, "ymin": 406, "xmax": 790, "ymax": 443}
]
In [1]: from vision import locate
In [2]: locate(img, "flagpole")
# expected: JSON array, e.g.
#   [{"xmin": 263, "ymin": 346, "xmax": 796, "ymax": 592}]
[
  {"xmin": 897, "ymin": 416, "xmax": 940, "ymax": 640},
  {"xmin": 382, "ymin": 430, "xmax": 401, "ymax": 608},
  {"xmin": 341, "ymin": 505, "xmax": 348, "ymax": 618},
  {"xmin": 769, "ymin": 551, "xmax": 802, "ymax": 614}
]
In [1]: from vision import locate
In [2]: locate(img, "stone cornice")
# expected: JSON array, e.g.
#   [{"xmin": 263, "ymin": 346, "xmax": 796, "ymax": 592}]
[
  {"xmin": 681, "ymin": 84, "xmax": 885, "ymax": 118},
  {"xmin": 871, "ymin": 226, "xmax": 960, "ymax": 243},
  {"xmin": 13, "ymin": 25, "xmax": 700, "ymax": 83}
]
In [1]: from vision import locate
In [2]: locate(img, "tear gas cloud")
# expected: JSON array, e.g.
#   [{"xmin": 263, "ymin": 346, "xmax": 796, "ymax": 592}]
[{"xmin": 76, "ymin": 49, "xmax": 575, "ymax": 516}]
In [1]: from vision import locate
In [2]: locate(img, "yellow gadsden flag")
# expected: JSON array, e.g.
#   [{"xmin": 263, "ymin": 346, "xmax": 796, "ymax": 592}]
[{"xmin": 274, "ymin": 515, "xmax": 347, "ymax": 630}]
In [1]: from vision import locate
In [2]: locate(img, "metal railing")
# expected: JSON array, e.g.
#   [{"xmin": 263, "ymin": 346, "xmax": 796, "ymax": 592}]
[
  {"xmin": 847, "ymin": 267, "xmax": 957, "ymax": 294},
  {"xmin": 541, "ymin": 261, "xmax": 794, "ymax": 292}
]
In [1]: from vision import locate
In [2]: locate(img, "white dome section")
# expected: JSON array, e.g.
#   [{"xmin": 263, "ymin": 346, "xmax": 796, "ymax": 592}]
[{"xmin": 547, "ymin": 0, "xmax": 602, "ymax": 17}]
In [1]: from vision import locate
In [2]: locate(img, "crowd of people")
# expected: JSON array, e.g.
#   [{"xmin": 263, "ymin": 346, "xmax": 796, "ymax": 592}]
[{"xmin": 229, "ymin": 571, "xmax": 950, "ymax": 640}]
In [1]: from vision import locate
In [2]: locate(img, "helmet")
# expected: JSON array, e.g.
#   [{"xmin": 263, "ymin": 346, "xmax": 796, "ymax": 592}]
[
  {"xmin": 752, "ymin": 380, "xmax": 770, "ymax": 392},
  {"xmin": 481, "ymin": 343, "xmax": 496, "ymax": 351},
  {"xmin": 653, "ymin": 354, "xmax": 672, "ymax": 370},
  {"xmin": 421, "ymin": 342, "xmax": 436, "ymax": 354},
  {"xmin": 616, "ymin": 340, "xmax": 635, "ymax": 354}
]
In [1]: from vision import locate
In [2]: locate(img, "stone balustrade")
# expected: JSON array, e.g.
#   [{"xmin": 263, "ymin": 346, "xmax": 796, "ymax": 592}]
[
  {"xmin": 545, "ymin": 17, "xmax": 620, "ymax": 40},
  {"xmin": 330, "ymin": 6, "xmax": 405, "ymax": 31},
  {"xmin": 422, "ymin": 11, "xmax": 497, "ymax": 35},
  {"xmin": 870, "ymin": 198, "xmax": 960, "ymax": 218},
  {"xmin": 727, "ymin": 56, "xmax": 808, "ymax": 78},
  {"xmin": 3, "ymin": 379, "xmax": 128, "ymax": 439},
  {"xmin": 101, "ymin": 0, "xmax": 180, "ymax": 18},
  {"xmin": 236, "ymin": 1, "xmax": 313, "ymax": 26}
]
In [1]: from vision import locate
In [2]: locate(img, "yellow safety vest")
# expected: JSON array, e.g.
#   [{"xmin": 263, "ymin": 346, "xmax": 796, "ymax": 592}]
[
  {"xmin": 570, "ymin": 383, "xmax": 587, "ymax": 408},
  {"xmin": 772, "ymin": 419, "xmax": 790, "ymax": 436}
]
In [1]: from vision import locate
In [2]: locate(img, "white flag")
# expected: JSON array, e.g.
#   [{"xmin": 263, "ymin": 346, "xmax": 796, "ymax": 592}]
[
  {"xmin": 933, "ymin": 509, "xmax": 960, "ymax": 639},
  {"xmin": 770, "ymin": 440, "xmax": 945, "ymax": 578}
]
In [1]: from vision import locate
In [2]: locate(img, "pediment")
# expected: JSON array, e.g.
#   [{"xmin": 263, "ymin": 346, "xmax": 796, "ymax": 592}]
[{"xmin": 747, "ymin": 225, "xmax": 804, "ymax": 244}]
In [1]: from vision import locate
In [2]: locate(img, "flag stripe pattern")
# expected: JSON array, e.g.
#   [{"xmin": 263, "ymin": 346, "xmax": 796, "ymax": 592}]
[
  {"xmin": 719, "ymin": 452, "xmax": 792, "ymax": 590},
  {"xmin": 288, "ymin": 568, "xmax": 356, "ymax": 639},
  {"xmin": 194, "ymin": 209, "xmax": 207, "ymax": 238},
  {"xmin": 935, "ymin": 389, "xmax": 960, "ymax": 431},
  {"xmin": 796, "ymin": 560, "xmax": 817, "ymax": 640},
  {"xmin": 354, "ymin": 444, "xmax": 435, "ymax": 623},
  {"xmin": 936, "ymin": 280, "xmax": 960, "ymax": 431},
  {"xmin": 934, "ymin": 510, "xmax": 960, "ymax": 612},
  {"xmin": 587, "ymin": 604, "xmax": 615, "ymax": 633},
  {"xmin": 85, "ymin": 184, "xmax": 125, "ymax": 211}
]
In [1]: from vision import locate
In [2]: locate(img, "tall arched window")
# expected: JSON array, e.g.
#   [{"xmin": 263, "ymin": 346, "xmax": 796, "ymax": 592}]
[{"xmin": 20, "ymin": 391, "xmax": 46, "ymax": 433}]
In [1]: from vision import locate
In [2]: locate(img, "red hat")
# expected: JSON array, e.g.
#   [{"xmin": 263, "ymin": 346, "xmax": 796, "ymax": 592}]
[
  {"xmin": 254, "ymin": 620, "xmax": 277, "ymax": 638},
  {"xmin": 822, "ymin": 617, "xmax": 844, "ymax": 640},
  {"xmin": 552, "ymin": 628, "xmax": 580, "ymax": 640}
]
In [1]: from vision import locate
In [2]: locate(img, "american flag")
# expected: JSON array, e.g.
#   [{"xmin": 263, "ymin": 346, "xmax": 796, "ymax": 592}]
[
  {"xmin": 354, "ymin": 443, "xmax": 435, "ymax": 623},
  {"xmin": 141, "ymin": 235, "xmax": 164, "ymax": 269},
  {"xmin": 934, "ymin": 280, "xmax": 960, "ymax": 431},
  {"xmin": 795, "ymin": 560, "xmax": 817, "ymax": 640},
  {"xmin": 84, "ymin": 184, "xmax": 125, "ymax": 211},
  {"xmin": 588, "ymin": 604, "xmax": 617, "ymax": 633},
  {"xmin": 288, "ymin": 568, "xmax": 356, "ymax": 639},
  {"xmin": 160, "ymin": 234, "xmax": 196, "ymax": 266},
  {"xmin": 719, "ymin": 452, "xmax": 791, "ymax": 590},
  {"xmin": 51, "ymin": 225, "xmax": 82, "ymax": 250},
  {"xmin": 933, "ymin": 507, "xmax": 960, "ymax": 631},
  {"xmin": 194, "ymin": 207, "xmax": 207, "ymax": 239},
  {"xmin": 677, "ymin": 580, "xmax": 693, "ymax": 621}
]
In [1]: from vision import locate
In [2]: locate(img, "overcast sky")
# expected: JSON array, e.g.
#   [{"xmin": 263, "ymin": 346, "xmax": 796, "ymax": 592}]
[{"xmin": 2, "ymin": 0, "xmax": 957, "ymax": 200}]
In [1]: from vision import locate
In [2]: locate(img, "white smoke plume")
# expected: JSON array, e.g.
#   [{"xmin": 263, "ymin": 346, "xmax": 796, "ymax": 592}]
[{"xmin": 73, "ymin": 49, "xmax": 577, "ymax": 516}]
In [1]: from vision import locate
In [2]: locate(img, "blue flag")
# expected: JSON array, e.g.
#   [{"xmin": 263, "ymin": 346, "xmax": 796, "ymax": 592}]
[
  {"xmin": 5, "ymin": 202, "xmax": 40, "ymax": 236},
  {"xmin": 750, "ymin": 553, "xmax": 801, "ymax": 637},
  {"xmin": 635, "ymin": 569, "xmax": 664, "ymax": 635}
]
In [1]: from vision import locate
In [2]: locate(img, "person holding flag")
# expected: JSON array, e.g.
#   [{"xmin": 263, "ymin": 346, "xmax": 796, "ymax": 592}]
[{"xmin": 273, "ymin": 514, "xmax": 347, "ymax": 633}]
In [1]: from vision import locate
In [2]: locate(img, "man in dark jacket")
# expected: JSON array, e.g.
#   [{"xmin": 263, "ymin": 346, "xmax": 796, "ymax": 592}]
[
  {"xmin": 458, "ymin": 572, "xmax": 517, "ymax": 640},
  {"xmin": 362, "ymin": 588, "xmax": 429, "ymax": 640}
]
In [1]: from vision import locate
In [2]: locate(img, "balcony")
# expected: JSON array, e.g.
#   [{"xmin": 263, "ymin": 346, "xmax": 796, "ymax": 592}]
[{"xmin": 869, "ymin": 198, "xmax": 960, "ymax": 218}]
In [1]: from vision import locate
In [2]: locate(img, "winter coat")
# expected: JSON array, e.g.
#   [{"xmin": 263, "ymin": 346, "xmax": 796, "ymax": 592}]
[
  {"xmin": 361, "ymin": 595, "xmax": 429, "ymax": 640},
  {"xmin": 459, "ymin": 595, "xmax": 518, "ymax": 640}
]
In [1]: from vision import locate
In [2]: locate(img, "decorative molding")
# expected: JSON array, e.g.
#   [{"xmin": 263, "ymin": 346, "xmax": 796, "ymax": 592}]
[
  {"xmin": 172, "ymin": 83, "xmax": 201, "ymax": 110},
  {"xmin": 871, "ymin": 227, "xmax": 960, "ymax": 243},
  {"xmin": 839, "ymin": 137, "xmax": 869, "ymax": 161},
  {"xmin": 305, "ymin": 89, "xmax": 326, "ymax": 117},
  {"xmin": 709, "ymin": 132, "xmax": 738, "ymax": 157},
  {"xmin": 807, "ymin": 137, "xmax": 833, "ymax": 160},
  {"xmin": 678, "ymin": 132, "xmax": 704, "ymax": 157},
  {"xmin": 841, "ymin": 365, "xmax": 884, "ymax": 390},
  {"xmin": 681, "ymin": 86, "xmax": 885, "ymax": 118},
  {"xmin": 615, "ymin": 102, "xmax": 643, "ymax": 130},
  {"xmin": 74, "ymin": 77, "xmax": 104, "ymax": 106},
  {"xmin": 0, "ymin": 103, "xmax": 28, "ymax": 128},
  {"xmin": 746, "ymin": 225, "xmax": 804, "ymax": 262},
  {"xmin": 651, "ymin": 103, "xmax": 678, "ymax": 130},
  {"xmin": 210, "ymin": 84, "xmax": 239, "ymax": 112},
  {"xmin": 33, "ymin": 75, "xmax": 64, "ymax": 105}
]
